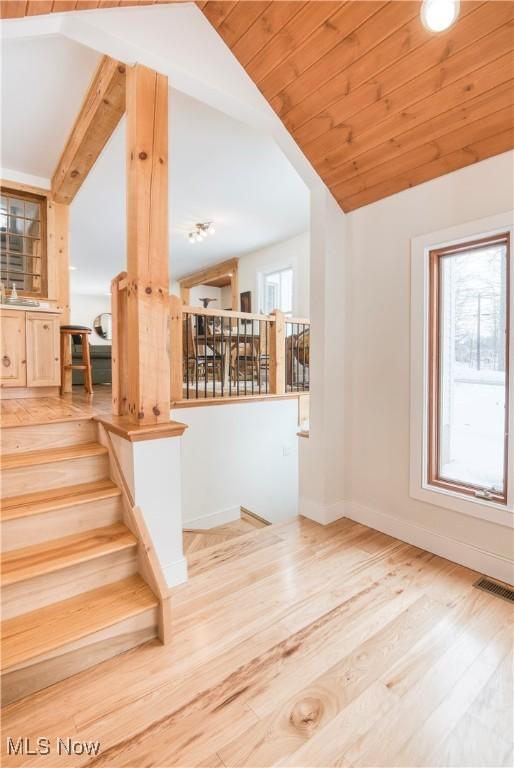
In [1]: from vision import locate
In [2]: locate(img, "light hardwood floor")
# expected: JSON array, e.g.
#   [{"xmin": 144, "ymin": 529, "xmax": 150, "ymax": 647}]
[
  {"xmin": 0, "ymin": 386, "xmax": 112, "ymax": 428},
  {"xmin": 1, "ymin": 515, "xmax": 512, "ymax": 767},
  {"xmin": 183, "ymin": 512, "xmax": 268, "ymax": 555}
]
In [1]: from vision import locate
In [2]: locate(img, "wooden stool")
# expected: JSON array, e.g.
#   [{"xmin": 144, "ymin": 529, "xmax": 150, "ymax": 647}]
[{"xmin": 60, "ymin": 325, "xmax": 93, "ymax": 396}]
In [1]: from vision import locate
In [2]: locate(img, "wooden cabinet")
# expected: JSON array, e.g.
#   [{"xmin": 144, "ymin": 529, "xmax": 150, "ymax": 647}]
[
  {"xmin": 0, "ymin": 309, "xmax": 61, "ymax": 390},
  {"xmin": 26, "ymin": 313, "xmax": 60, "ymax": 387},
  {"xmin": 0, "ymin": 311, "xmax": 27, "ymax": 386}
]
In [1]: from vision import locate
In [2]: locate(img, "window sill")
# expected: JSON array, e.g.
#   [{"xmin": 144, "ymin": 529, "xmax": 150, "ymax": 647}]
[{"xmin": 410, "ymin": 481, "xmax": 513, "ymax": 528}]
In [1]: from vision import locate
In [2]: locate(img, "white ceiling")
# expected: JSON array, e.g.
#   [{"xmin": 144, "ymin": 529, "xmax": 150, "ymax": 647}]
[
  {"xmin": 1, "ymin": 36, "xmax": 101, "ymax": 179},
  {"xmin": 1, "ymin": 33, "xmax": 309, "ymax": 296}
]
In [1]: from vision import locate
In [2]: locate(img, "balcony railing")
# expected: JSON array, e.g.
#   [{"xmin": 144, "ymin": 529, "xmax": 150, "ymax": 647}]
[
  {"xmin": 111, "ymin": 273, "xmax": 310, "ymax": 411},
  {"xmin": 286, "ymin": 318, "xmax": 310, "ymax": 393}
]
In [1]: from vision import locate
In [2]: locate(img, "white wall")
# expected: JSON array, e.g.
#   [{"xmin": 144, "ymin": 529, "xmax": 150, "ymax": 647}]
[
  {"xmin": 188, "ymin": 284, "xmax": 222, "ymax": 308},
  {"xmin": 299, "ymin": 188, "xmax": 346, "ymax": 524},
  {"xmin": 343, "ymin": 151, "xmax": 514, "ymax": 573},
  {"xmin": 70, "ymin": 292, "xmax": 111, "ymax": 345},
  {"xmin": 172, "ymin": 398, "xmax": 299, "ymax": 527},
  {"xmin": 172, "ymin": 232, "xmax": 310, "ymax": 314},
  {"xmin": 238, "ymin": 232, "xmax": 309, "ymax": 316}
]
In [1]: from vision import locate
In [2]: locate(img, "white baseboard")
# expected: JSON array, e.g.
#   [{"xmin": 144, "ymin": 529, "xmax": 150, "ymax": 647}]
[
  {"xmin": 345, "ymin": 500, "xmax": 514, "ymax": 586},
  {"xmin": 299, "ymin": 496, "xmax": 346, "ymax": 526},
  {"xmin": 163, "ymin": 556, "xmax": 188, "ymax": 588},
  {"xmin": 183, "ymin": 505, "xmax": 241, "ymax": 530}
]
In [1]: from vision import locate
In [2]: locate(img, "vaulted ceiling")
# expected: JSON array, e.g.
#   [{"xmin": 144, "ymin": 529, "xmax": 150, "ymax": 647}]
[{"xmin": 2, "ymin": 1, "xmax": 514, "ymax": 211}]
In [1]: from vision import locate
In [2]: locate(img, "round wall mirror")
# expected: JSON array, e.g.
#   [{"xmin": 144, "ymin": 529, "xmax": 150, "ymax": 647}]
[{"xmin": 93, "ymin": 312, "xmax": 112, "ymax": 341}]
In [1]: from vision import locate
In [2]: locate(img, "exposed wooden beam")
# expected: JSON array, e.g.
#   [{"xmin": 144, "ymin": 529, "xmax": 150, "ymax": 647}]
[
  {"xmin": 125, "ymin": 63, "xmax": 170, "ymax": 425},
  {"xmin": 51, "ymin": 56, "xmax": 126, "ymax": 204},
  {"xmin": 179, "ymin": 257, "xmax": 239, "ymax": 309},
  {"xmin": 179, "ymin": 257, "xmax": 239, "ymax": 289}
]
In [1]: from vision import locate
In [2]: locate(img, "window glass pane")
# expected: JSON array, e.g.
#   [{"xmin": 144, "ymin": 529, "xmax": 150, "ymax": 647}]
[
  {"xmin": 25, "ymin": 220, "xmax": 40, "ymax": 237},
  {"xmin": 264, "ymin": 272, "xmax": 280, "ymax": 313},
  {"xmin": 263, "ymin": 268, "xmax": 293, "ymax": 314},
  {"xmin": 0, "ymin": 196, "xmax": 7, "ymax": 232},
  {"xmin": 8, "ymin": 197, "xmax": 24, "ymax": 217},
  {"xmin": 8, "ymin": 234, "xmax": 23, "ymax": 253},
  {"xmin": 8, "ymin": 215, "xmax": 23, "ymax": 235},
  {"xmin": 438, "ymin": 241, "xmax": 508, "ymax": 493},
  {"xmin": 24, "ymin": 200, "xmax": 40, "ymax": 220},
  {"xmin": 280, "ymin": 269, "xmax": 293, "ymax": 314},
  {"xmin": 0, "ymin": 192, "xmax": 44, "ymax": 295}
]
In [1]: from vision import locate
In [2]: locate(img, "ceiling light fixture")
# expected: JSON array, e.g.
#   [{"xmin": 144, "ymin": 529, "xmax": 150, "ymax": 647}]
[
  {"xmin": 420, "ymin": 0, "xmax": 460, "ymax": 32},
  {"xmin": 188, "ymin": 222, "xmax": 216, "ymax": 243}
]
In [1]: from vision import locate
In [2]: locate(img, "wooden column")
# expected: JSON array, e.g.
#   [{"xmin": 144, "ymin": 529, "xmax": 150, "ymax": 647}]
[
  {"xmin": 230, "ymin": 270, "xmax": 239, "ymax": 311},
  {"xmin": 180, "ymin": 286, "xmax": 190, "ymax": 306},
  {"xmin": 54, "ymin": 203, "xmax": 70, "ymax": 323},
  {"xmin": 269, "ymin": 310, "xmax": 286, "ymax": 395},
  {"xmin": 45, "ymin": 196, "xmax": 70, "ymax": 323},
  {"xmin": 169, "ymin": 294, "xmax": 183, "ymax": 403},
  {"xmin": 126, "ymin": 64, "xmax": 170, "ymax": 425}
]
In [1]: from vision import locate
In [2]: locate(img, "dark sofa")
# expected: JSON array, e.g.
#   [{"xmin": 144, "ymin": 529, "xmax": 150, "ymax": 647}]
[{"xmin": 72, "ymin": 343, "xmax": 112, "ymax": 386}]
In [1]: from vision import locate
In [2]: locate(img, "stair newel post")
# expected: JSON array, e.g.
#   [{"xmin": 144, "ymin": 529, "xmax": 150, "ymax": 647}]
[
  {"xmin": 269, "ymin": 309, "xmax": 286, "ymax": 395},
  {"xmin": 125, "ymin": 63, "xmax": 170, "ymax": 426},
  {"xmin": 111, "ymin": 272, "xmax": 128, "ymax": 416}
]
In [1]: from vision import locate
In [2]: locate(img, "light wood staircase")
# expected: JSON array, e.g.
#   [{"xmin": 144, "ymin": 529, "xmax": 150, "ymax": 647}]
[{"xmin": 1, "ymin": 416, "xmax": 160, "ymax": 705}]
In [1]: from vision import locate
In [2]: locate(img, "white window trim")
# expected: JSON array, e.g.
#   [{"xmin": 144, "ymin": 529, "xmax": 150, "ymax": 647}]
[{"xmin": 410, "ymin": 211, "xmax": 514, "ymax": 528}]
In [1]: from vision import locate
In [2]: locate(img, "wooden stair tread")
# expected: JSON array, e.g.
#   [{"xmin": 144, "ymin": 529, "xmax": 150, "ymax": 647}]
[
  {"xmin": 1, "ymin": 442, "xmax": 108, "ymax": 471},
  {"xmin": 1, "ymin": 524, "xmax": 137, "ymax": 586},
  {"xmin": 0, "ymin": 480, "xmax": 121, "ymax": 521},
  {"xmin": 1, "ymin": 575, "xmax": 158, "ymax": 671}
]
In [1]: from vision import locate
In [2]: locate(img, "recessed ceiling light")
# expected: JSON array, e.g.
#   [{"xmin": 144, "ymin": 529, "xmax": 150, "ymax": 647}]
[
  {"xmin": 421, "ymin": 0, "xmax": 460, "ymax": 32},
  {"xmin": 69, "ymin": 265, "xmax": 77, "ymax": 271}
]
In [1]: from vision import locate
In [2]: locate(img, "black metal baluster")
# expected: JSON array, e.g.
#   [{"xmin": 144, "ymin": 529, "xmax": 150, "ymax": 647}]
[
  {"xmin": 204, "ymin": 313, "xmax": 208, "ymax": 399},
  {"xmin": 221, "ymin": 316, "xmax": 224, "ymax": 399},
  {"xmin": 251, "ymin": 319, "xmax": 255, "ymax": 395},
  {"xmin": 295, "ymin": 323, "xmax": 300, "ymax": 392},
  {"xmin": 243, "ymin": 320, "xmax": 247, "ymax": 396},
  {"xmin": 257, "ymin": 320, "xmax": 261, "ymax": 395},
  {"xmin": 302, "ymin": 324, "xmax": 306, "ymax": 392},
  {"xmin": 195, "ymin": 316, "xmax": 199, "ymax": 399},
  {"xmin": 185, "ymin": 313, "xmax": 190, "ymax": 399},
  {"xmin": 211, "ymin": 317, "xmax": 217, "ymax": 397},
  {"xmin": 289, "ymin": 323, "xmax": 292, "ymax": 392},
  {"xmin": 265, "ymin": 321, "xmax": 269, "ymax": 394},
  {"xmin": 236, "ymin": 319, "xmax": 240, "ymax": 396},
  {"xmin": 229, "ymin": 319, "xmax": 232, "ymax": 397}
]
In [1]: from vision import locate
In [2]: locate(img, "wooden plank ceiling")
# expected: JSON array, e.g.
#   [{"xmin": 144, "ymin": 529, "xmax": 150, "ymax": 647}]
[{"xmin": 3, "ymin": 0, "xmax": 514, "ymax": 211}]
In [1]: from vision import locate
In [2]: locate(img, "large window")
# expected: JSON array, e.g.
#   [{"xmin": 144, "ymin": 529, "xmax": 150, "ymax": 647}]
[
  {"xmin": 0, "ymin": 188, "xmax": 47, "ymax": 296},
  {"xmin": 428, "ymin": 233, "xmax": 510, "ymax": 504},
  {"xmin": 262, "ymin": 267, "xmax": 293, "ymax": 315}
]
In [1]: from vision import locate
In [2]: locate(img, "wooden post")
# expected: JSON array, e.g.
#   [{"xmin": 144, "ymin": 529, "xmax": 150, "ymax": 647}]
[
  {"xmin": 230, "ymin": 269, "xmax": 239, "ymax": 311},
  {"xmin": 269, "ymin": 310, "xmax": 286, "ymax": 394},
  {"xmin": 111, "ymin": 272, "xmax": 128, "ymax": 415},
  {"xmin": 169, "ymin": 294, "xmax": 183, "ymax": 403},
  {"xmin": 60, "ymin": 330, "xmax": 73, "ymax": 394},
  {"xmin": 180, "ymin": 286, "xmax": 190, "ymax": 306},
  {"xmin": 126, "ymin": 64, "xmax": 170, "ymax": 425},
  {"xmin": 46, "ymin": 198, "xmax": 70, "ymax": 323},
  {"xmin": 55, "ymin": 203, "xmax": 70, "ymax": 323}
]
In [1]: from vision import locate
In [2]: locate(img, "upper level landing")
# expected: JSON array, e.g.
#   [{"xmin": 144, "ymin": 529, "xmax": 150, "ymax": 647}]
[{"xmin": 0, "ymin": 388, "xmax": 111, "ymax": 429}]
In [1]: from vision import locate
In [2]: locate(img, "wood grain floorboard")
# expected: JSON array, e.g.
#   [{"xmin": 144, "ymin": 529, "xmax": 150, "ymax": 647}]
[{"xmin": 1, "ymin": 517, "xmax": 511, "ymax": 768}]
